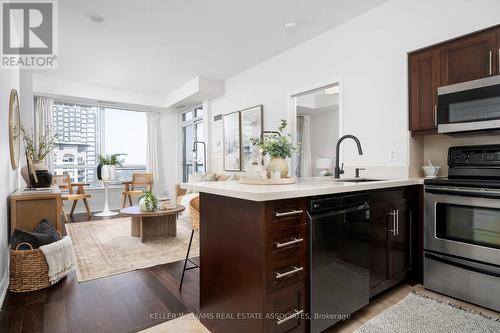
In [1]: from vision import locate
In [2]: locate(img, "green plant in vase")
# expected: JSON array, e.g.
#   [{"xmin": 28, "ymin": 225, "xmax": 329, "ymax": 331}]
[
  {"xmin": 97, "ymin": 153, "xmax": 126, "ymax": 180},
  {"xmin": 250, "ymin": 119, "xmax": 299, "ymax": 178},
  {"xmin": 19, "ymin": 125, "xmax": 57, "ymax": 187},
  {"xmin": 139, "ymin": 191, "xmax": 158, "ymax": 211}
]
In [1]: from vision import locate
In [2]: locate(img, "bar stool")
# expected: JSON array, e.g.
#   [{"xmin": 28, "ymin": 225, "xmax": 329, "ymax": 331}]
[{"xmin": 179, "ymin": 196, "xmax": 200, "ymax": 291}]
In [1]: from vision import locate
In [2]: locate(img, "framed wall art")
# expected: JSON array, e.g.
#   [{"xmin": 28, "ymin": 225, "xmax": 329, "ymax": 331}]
[
  {"xmin": 241, "ymin": 105, "xmax": 263, "ymax": 168},
  {"xmin": 9, "ymin": 89, "xmax": 21, "ymax": 169},
  {"xmin": 223, "ymin": 111, "xmax": 241, "ymax": 171}
]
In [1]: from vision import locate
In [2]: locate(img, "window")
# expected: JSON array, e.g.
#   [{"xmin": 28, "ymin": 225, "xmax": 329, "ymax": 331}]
[
  {"xmin": 62, "ymin": 154, "xmax": 75, "ymax": 163},
  {"xmin": 181, "ymin": 106, "xmax": 204, "ymax": 182},
  {"xmin": 52, "ymin": 102, "xmax": 147, "ymax": 187}
]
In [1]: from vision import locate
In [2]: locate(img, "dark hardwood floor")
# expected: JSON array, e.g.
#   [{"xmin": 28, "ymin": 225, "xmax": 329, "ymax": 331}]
[{"xmin": 1, "ymin": 212, "xmax": 200, "ymax": 333}]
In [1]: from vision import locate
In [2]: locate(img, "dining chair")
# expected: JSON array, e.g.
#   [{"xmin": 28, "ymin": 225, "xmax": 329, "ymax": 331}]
[
  {"xmin": 52, "ymin": 174, "xmax": 92, "ymax": 222},
  {"xmin": 121, "ymin": 173, "xmax": 153, "ymax": 208}
]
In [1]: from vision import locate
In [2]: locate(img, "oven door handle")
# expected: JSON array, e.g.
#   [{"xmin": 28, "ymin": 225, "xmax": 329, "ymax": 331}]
[
  {"xmin": 425, "ymin": 186, "xmax": 500, "ymax": 199},
  {"xmin": 425, "ymin": 252, "xmax": 500, "ymax": 278}
]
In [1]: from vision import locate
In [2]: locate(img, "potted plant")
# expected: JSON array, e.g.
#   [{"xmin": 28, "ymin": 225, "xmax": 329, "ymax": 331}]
[
  {"xmin": 139, "ymin": 191, "xmax": 158, "ymax": 212},
  {"xmin": 250, "ymin": 119, "xmax": 299, "ymax": 178},
  {"xmin": 97, "ymin": 153, "xmax": 126, "ymax": 180},
  {"xmin": 20, "ymin": 125, "xmax": 57, "ymax": 187}
]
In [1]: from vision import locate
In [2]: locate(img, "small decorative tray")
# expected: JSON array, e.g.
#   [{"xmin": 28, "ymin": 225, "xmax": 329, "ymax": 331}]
[{"xmin": 239, "ymin": 177, "xmax": 297, "ymax": 185}]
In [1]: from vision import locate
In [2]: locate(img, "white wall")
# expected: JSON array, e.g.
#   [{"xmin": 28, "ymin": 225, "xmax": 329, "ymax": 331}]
[
  {"xmin": 210, "ymin": 0, "xmax": 500, "ymax": 175},
  {"xmin": 0, "ymin": 68, "xmax": 21, "ymax": 305}
]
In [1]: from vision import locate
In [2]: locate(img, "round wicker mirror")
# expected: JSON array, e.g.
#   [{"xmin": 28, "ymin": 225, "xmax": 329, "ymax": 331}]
[{"xmin": 9, "ymin": 89, "xmax": 21, "ymax": 169}]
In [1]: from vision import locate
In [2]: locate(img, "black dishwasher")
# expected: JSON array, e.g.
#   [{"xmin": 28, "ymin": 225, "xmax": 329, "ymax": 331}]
[{"xmin": 308, "ymin": 193, "xmax": 370, "ymax": 333}]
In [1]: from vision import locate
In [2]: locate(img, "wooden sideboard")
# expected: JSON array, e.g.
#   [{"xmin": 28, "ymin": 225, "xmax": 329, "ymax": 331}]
[{"xmin": 10, "ymin": 187, "xmax": 63, "ymax": 235}]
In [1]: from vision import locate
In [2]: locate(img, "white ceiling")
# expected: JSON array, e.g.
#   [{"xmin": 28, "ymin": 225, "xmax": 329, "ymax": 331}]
[{"xmin": 37, "ymin": 0, "xmax": 389, "ymax": 96}]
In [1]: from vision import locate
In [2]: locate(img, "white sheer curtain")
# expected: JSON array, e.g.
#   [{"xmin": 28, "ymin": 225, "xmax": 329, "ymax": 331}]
[
  {"xmin": 146, "ymin": 111, "xmax": 161, "ymax": 195},
  {"xmin": 300, "ymin": 115, "xmax": 312, "ymax": 177},
  {"xmin": 34, "ymin": 96, "xmax": 54, "ymax": 170}
]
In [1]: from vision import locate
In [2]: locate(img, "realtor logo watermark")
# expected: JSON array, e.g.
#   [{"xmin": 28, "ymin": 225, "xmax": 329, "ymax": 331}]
[{"xmin": 1, "ymin": 0, "xmax": 58, "ymax": 68}]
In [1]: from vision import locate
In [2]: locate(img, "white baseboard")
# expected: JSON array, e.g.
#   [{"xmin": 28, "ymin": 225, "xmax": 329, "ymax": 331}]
[{"xmin": 0, "ymin": 267, "xmax": 9, "ymax": 309}]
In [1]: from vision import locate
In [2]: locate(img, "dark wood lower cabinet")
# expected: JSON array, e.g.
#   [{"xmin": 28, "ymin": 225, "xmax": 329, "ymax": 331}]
[
  {"xmin": 369, "ymin": 187, "xmax": 416, "ymax": 297},
  {"xmin": 199, "ymin": 193, "xmax": 308, "ymax": 333},
  {"xmin": 199, "ymin": 187, "xmax": 420, "ymax": 332},
  {"xmin": 265, "ymin": 281, "xmax": 307, "ymax": 333}
]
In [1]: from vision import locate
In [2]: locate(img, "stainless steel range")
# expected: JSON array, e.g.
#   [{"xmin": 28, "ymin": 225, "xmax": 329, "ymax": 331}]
[{"xmin": 424, "ymin": 145, "xmax": 500, "ymax": 312}]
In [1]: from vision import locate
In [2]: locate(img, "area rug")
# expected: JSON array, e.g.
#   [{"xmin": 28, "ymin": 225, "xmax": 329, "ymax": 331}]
[
  {"xmin": 66, "ymin": 217, "xmax": 199, "ymax": 282},
  {"xmin": 354, "ymin": 292, "xmax": 500, "ymax": 333}
]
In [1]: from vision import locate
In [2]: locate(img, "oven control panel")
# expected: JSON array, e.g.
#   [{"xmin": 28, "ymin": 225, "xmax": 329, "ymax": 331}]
[{"xmin": 449, "ymin": 145, "xmax": 500, "ymax": 166}]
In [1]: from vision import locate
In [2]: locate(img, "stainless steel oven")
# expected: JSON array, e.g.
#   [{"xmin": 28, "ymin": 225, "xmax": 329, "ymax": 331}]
[
  {"xmin": 438, "ymin": 75, "xmax": 500, "ymax": 134},
  {"xmin": 424, "ymin": 186, "xmax": 500, "ymax": 266},
  {"xmin": 424, "ymin": 186, "xmax": 500, "ymax": 311}
]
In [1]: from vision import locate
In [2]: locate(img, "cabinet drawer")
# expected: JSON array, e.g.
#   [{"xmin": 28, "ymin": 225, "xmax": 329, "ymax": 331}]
[
  {"xmin": 265, "ymin": 281, "xmax": 307, "ymax": 333},
  {"xmin": 266, "ymin": 199, "xmax": 306, "ymax": 231},
  {"xmin": 266, "ymin": 225, "xmax": 307, "ymax": 261},
  {"xmin": 266, "ymin": 255, "xmax": 307, "ymax": 292}
]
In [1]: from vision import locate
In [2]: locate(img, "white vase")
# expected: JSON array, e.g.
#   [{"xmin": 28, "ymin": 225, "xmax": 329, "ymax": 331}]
[
  {"xmin": 139, "ymin": 197, "xmax": 154, "ymax": 211},
  {"xmin": 101, "ymin": 165, "xmax": 110, "ymax": 180},
  {"xmin": 109, "ymin": 165, "xmax": 116, "ymax": 180}
]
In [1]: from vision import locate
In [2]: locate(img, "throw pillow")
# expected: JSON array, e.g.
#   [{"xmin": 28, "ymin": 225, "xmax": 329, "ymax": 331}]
[
  {"xmin": 186, "ymin": 173, "xmax": 206, "ymax": 194},
  {"xmin": 201, "ymin": 173, "xmax": 217, "ymax": 181},
  {"xmin": 33, "ymin": 219, "xmax": 61, "ymax": 243},
  {"xmin": 11, "ymin": 229, "xmax": 53, "ymax": 250}
]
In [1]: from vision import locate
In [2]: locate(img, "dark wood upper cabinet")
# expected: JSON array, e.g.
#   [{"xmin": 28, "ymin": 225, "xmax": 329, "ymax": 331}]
[
  {"xmin": 497, "ymin": 28, "xmax": 500, "ymax": 74},
  {"xmin": 409, "ymin": 25, "xmax": 500, "ymax": 135},
  {"xmin": 408, "ymin": 48, "xmax": 440, "ymax": 133},
  {"xmin": 440, "ymin": 30, "xmax": 497, "ymax": 86}
]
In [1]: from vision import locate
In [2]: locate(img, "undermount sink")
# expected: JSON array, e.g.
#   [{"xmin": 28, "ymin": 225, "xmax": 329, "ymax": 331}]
[{"xmin": 335, "ymin": 178, "xmax": 384, "ymax": 183}]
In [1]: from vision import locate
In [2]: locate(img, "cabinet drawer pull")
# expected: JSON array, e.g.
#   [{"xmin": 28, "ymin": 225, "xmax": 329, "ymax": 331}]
[
  {"xmin": 275, "ymin": 237, "xmax": 304, "ymax": 249},
  {"xmin": 275, "ymin": 266, "xmax": 303, "ymax": 279},
  {"xmin": 277, "ymin": 309, "xmax": 304, "ymax": 326},
  {"xmin": 275, "ymin": 210, "xmax": 303, "ymax": 217}
]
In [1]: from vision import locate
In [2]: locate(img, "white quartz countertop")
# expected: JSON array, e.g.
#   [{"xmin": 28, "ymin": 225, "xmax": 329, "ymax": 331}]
[{"xmin": 181, "ymin": 178, "xmax": 424, "ymax": 202}]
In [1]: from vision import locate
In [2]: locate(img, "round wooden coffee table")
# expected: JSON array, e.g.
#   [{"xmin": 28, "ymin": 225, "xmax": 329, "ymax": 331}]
[{"xmin": 120, "ymin": 205, "xmax": 185, "ymax": 242}]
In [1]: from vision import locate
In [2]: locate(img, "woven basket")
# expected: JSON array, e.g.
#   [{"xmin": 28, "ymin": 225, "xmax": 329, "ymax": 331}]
[
  {"xmin": 189, "ymin": 197, "xmax": 200, "ymax": 231},
  {"xmin": 9, "ymin": 232, "xmax": 65, "ymax": 293}
]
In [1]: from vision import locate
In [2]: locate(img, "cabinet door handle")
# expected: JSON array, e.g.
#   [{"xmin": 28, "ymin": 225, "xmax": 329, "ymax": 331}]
[
  {"xmin": 275, "ymin": 210, "xmax": 303, "ymax": 217},
  {"xmin": 489, "ymin": 50, "xmax": 493, "ymax": 76},
  {"xmin": 498, "ymin": 49, "xmax": 500, "ymax": 74},
  {"xmin": 434, "ymin": 105, "xmax": 437, "ymax": 127},
  {"xmin": 275, "ymin": 237, "xmax": 304, "ymax": 249},
  {"xmin": 396, "ymin": 209, "xmax": 399, "ymax": 236},
  {"xmin": 388, "ymin": 210, "xmax": 396, "ymax": 236},
  {"xmin": 277, "ymin": 309, "xmax": 304, "ymax": 326},
  {"xmin": 275, "ymin": 266, "xmax": 303, "ymax": 279}
]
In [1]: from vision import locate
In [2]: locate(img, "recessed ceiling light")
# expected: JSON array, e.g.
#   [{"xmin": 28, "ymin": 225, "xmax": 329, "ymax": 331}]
[
  {"xmin": 284, "ymin": 22, "xmax": 296, "ymax": 32},
  {"xmin": 86, "ymin": 14, "xmax": 105, "ymax": 24}
]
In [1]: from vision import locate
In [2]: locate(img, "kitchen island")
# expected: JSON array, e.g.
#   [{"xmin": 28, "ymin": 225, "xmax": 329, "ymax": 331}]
[{"xmin": 181, "ymin": 178, "xmax": 423, "ymax": 333}]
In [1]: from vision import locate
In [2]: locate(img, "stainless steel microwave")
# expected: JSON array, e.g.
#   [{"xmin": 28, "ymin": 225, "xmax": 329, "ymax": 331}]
[{"xmin": 437, "ymin": 75, "xmax": 500, "ymax": 134}]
